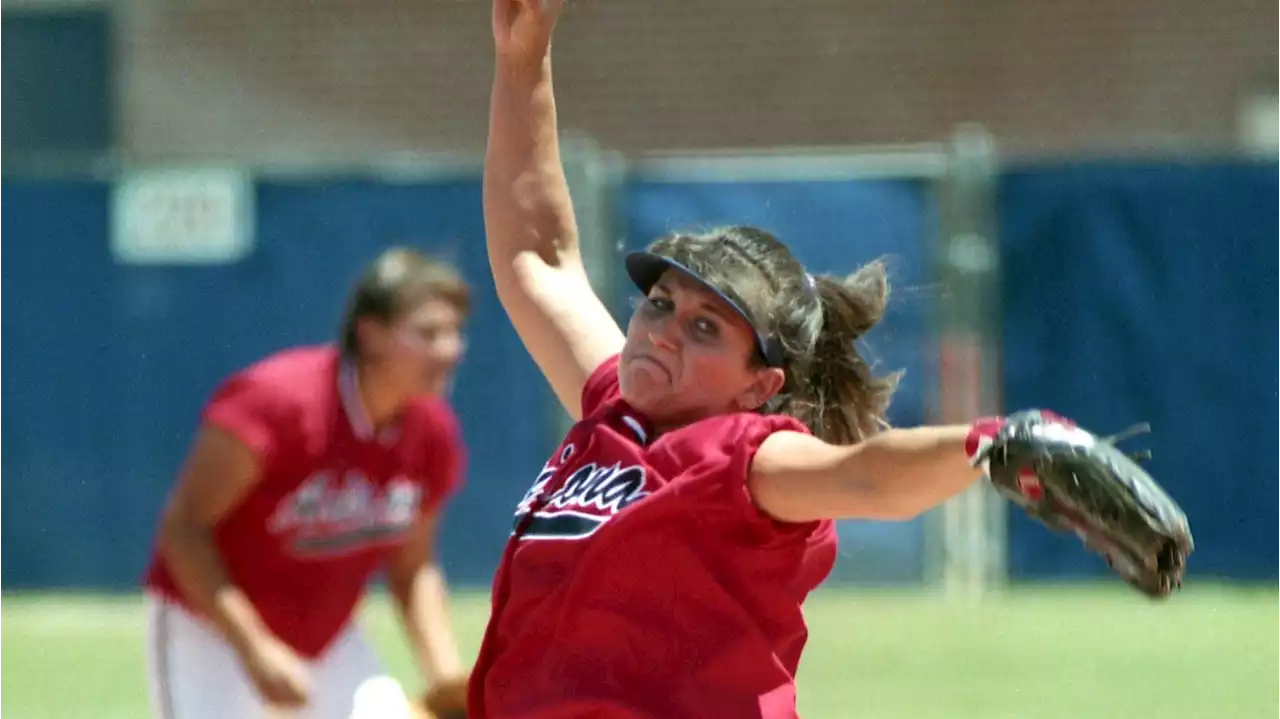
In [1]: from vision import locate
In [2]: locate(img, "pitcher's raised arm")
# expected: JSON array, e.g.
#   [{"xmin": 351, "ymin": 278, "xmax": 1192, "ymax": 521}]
[{"xmin": 485, "ymin": 0, "xmax": 624, "ymax": 419}]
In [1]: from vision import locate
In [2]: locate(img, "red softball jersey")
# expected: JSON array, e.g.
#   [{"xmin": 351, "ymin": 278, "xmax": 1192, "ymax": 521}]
[
  {"xmin": 469, "ymin": 355, "xmax": 838, "ymax": 719},
  {"xmin": 144, "ymin": 344, "xmax": 465, "ymax": 658}
]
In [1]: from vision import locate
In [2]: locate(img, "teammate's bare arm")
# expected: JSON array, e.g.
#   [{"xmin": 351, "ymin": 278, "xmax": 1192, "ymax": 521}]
[
  {"xmin": 385, "ymin": 512, "xmax": 464, "ymax": 685},
  {"xmin": 158, "ymin": 425, "xmax": 272, "ymax": 651},
  {"xmin": 748, "ymin": 427, "xmax": 984, "ymax": 523},
  {"xmin": 157, "ymin": 425, "xmax": 311, "ymax": 705},
  {"xmin": 485, "ymin": 0, "xmax": 624, "ymax": 419}
]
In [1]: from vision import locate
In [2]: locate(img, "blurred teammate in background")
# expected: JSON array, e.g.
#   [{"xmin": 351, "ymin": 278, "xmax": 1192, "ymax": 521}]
[
  {"xmin": 471, "ymin": 1, "xmax": 1082, "ymax": 717},
  {"xmin": 143, "ymin": 247, "xmax": 471, "ymax": 719}
]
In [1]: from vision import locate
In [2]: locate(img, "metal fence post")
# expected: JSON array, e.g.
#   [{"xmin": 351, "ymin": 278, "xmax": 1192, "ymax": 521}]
[
  {"xmin": 557, "ymin": 132, "xmax": 625, "ymax": 439},
  {"xmin": 931, "ymin": 124, "xmax": 1006, "ymax": 602}
]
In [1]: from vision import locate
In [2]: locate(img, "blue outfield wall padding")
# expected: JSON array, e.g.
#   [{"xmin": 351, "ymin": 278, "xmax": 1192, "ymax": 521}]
[
  {"xmin": 4, "ymin": 162, "xmax": 1275, "ymax": 591},
  {"xmin": 1, "ymin": 178, "xmax": 559, "ymax": 589},
  {"xmin": 998, "ymin": 160, "xmax": 1279, "ymax": 581}
]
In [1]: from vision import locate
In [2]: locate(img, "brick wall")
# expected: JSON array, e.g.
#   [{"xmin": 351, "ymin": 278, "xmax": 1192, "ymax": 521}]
[{"xmin": 118, "ymin": 0, "xmax": 1276, "ymax": 160}]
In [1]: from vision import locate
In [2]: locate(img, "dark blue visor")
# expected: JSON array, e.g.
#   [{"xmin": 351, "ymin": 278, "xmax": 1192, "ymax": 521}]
[{"xmin": 624, "ymin": 251, "xmax": 785, "ymax": 367}]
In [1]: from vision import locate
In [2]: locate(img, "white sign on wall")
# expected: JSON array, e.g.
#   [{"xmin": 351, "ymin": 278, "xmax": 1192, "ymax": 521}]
[
  {"xmin": 110, "ymin": 167, "xmax": 254, "ymax": 264},
  {"xmin": 1237, "ymin": 91, "xmax": 1279, "ymax": 158}
]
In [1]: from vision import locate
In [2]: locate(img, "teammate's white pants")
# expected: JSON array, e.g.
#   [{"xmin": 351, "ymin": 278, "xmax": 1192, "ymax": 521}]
[{"xmin": 145, "ymin": 593, "xmax": 411, "ymax": 719}]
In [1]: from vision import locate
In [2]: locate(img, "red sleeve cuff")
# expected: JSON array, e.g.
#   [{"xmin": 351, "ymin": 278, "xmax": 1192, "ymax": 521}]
[{"xmin": 964, "ymin": 416, "xmax": 1006, "ymax": 464}]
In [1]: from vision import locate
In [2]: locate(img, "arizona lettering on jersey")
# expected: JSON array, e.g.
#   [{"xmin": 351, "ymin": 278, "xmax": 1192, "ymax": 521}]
[
  {"xmin": 513, "ymin": 443, "xmax": 649, "ymax": 541},
  {"xmin": 270, "ymin": 471, "xmax": 423, "ymax": 556}
]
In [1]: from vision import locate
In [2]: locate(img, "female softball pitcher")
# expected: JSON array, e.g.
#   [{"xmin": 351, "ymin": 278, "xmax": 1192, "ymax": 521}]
[
  {"xmin": 467, "ymin": 1, "xmax": 1089, "ymax": 717},
  {"xmin": 143, "ymin": 248, "xmax": 471, "ymax": 719}
]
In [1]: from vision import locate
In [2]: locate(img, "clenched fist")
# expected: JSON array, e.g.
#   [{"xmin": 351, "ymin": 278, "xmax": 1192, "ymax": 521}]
[{"xmin": 492, "ymin": 0, "xmax": 565, "ymax": 60}]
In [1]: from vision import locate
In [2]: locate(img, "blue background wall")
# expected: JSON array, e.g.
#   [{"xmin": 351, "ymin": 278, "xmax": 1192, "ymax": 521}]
[
  {"xmin": 998, "ymin": 161, "xmax": 1279, "ymax": 581},
  {"xmin": 3, "ymin": 160, "xmax": 1275, "ymax": 589},
  {"xmin": 1, "ymin": 177, "xmax": 555, "ymax": 588}
]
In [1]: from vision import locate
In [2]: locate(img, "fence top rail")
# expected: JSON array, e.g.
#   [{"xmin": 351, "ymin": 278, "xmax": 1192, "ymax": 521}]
[
  {"xmin": 627, "ymin": 143, "xmax": 950, "ymax": 183},
  {"xmin": 0, "ymin": 151, "xmax": 488, "ymax": 183},
  {"xmin": 7, "ymin": 139, "xmax": 1267, "ymax": 185},
  {"xmin": 3, "ymin": 143, "xmax": 954, "ymax": 184}
]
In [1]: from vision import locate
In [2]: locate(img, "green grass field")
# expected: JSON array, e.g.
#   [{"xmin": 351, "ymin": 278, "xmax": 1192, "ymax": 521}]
[{"xmin": 2, "ymin": 583, "xmax": 1276, "ymax": 718}]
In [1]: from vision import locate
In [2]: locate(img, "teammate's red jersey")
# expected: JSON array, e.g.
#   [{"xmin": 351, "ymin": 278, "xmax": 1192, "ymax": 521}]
[
  {"xmin": 470, "ymin": 355, "xmax": 838, "ymax": 719},
  {"xmin": 144, "ymin": 345, "xmax": 465, "ymax": 658}
]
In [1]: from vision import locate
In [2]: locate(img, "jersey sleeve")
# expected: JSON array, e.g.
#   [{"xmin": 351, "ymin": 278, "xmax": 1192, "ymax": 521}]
[
  {"xmin": 417, "ymin": 399, "xmax": 468, "ymax": 517},
  {"xmin": 200, "ymin": 372, "xmax": 291, "ymax": 460},
  {"xmin": 580, "ymin": 354, "xmax": 623, "ymax": 418},
  {"xmin": 671, "ymin": 413, "xmax": 826, "ymax": 536}
]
